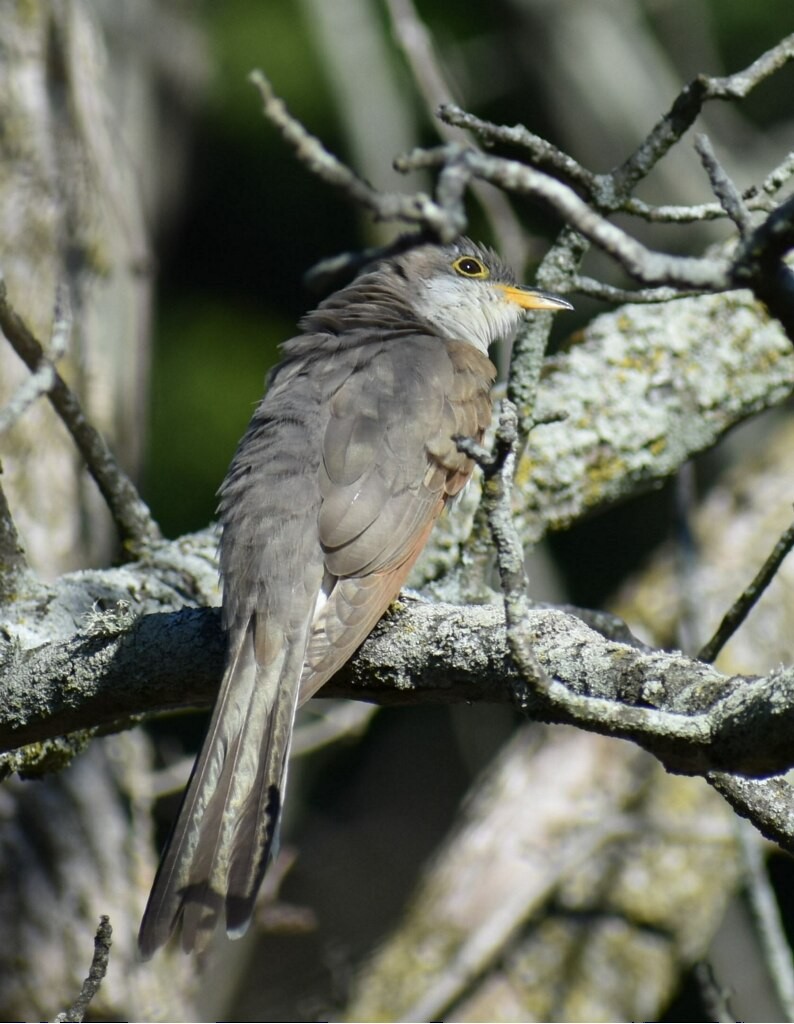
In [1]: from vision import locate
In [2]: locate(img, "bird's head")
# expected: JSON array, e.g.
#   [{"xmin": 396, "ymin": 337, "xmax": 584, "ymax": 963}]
[{"xmin": 389, "ymin": 238, "xmax": 572, "ymax": 353}]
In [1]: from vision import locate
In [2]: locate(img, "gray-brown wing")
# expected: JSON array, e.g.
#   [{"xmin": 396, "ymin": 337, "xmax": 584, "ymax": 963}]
[
  {"xmin": 299, "ymin": 335, "xmax": 496, "ymax": 701},
  {"xmin": 139, "ymin": 358, "xmax": 328, "ymax": 955}
]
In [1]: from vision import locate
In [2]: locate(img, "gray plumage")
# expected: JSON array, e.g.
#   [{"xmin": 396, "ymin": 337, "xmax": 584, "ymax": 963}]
[{"xmin": 138, "ymin": 238, "xmax": 571, "ymax": 956}]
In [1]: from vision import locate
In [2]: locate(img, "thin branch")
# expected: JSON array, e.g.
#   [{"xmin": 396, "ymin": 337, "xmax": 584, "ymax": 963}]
[
  {"xmin": 0, "ymin": 286, "xmax": 71, "ymax": 434},
  {"xmin": 698, "ymin": 513, "xmax": 794, "ymax": 663},
  {"xmin": 613, "ymin": 33, "xmax": 794, "ymax": 194},
  {"xmin": 500, "ymin": 226, "xmax": 584, "ymax": 447},
  {"xmin": 383, "ymin": 0, "xmax": 529, "ymax": 269},
  {"xmin": 621, "ymin": 198, "xmax": 735, "ymax": 223},
  {"xmin": 397, "ymin": 144, "xmax": 731, "ymax": 290},
  {"xmin": 0, "ymin": 278, "xmax": 161, "ymax": 555},
  {"xmin": 248, "ymin": 69, "xmax": 459, "ymax": 242},
  {"xmin": 52, "ymin": 915, "xmax": 112, "ymax": 1024},
  {"xmin": 441, "ymin": 32, "xmax": 794, "ymax": 222},
  {"xmin": 475, "ymin": 401, "xmax": 552, "ymax": 694},
  {"xmin": 756, "ymin": 150, "xmax": 794, "ymax": 198},
  {"xmin": 694, "ymin": 962, "xmax": 736, "ymax": 1024},
  {"xmin": 252, "ymin": 55, "xmax": 794, "ymax": 335},
  {"xmin": 438, "ymin": 102, "xmax": 600, "ymax": 197},
  {"xmin": 707, "ymin": 33, "xmax": 794, "ymax": 98},
  {"xmin": 571, "ymin": 275, "xmax": 700, "ymax": 304},
  {"xmin": 695, "ymin": 134, "xmax": 752, "ymax": 235},
  {"xmin": 435, "ymin": 118, "xmax": 772, "ymax": 225},
  {"xmin": 737, "ymin": 820, "xmax": 794, "ymax": 1021},
  {"xmin": 622, "ymin": 192, "xmax": 778, "ymax": 221}
]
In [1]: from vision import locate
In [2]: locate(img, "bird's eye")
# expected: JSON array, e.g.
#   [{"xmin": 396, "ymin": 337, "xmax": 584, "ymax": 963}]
[{"xmin": 452, "ymin": 256, "xmax": 489, "ymax": 279}]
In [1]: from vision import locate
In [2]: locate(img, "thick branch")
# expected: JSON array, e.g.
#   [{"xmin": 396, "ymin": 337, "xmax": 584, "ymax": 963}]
[{"xmin": 5, "ymin": 578, "xmax": 794, "ymax": 783}]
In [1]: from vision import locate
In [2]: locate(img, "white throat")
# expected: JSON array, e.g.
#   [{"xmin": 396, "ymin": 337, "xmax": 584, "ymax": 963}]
[{"xmin": 413, "ymin": 277, "xmax": 523, "ymax": 354}]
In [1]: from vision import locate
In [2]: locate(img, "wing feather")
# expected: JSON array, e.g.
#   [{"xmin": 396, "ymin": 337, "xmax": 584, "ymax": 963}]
[
  {"xmin": 300, "ymin": 335, "xmax": 495, "ymax": 703},
  {"xmin": 139, "ymin": 326, "xmax": 496, "ymax": 956}
]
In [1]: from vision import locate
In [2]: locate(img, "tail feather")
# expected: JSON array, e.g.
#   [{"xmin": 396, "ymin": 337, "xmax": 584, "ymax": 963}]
[
  {"xmin": 225, "ymin": 704, "xmax": 286, "ymax": 934},
  {"xmin": 138, "ymin": 622, "xmax": 304, "ymax": 957},
  {"xmin": 224, "ymin": 646, "xmax": 303, "ymax": 935}
]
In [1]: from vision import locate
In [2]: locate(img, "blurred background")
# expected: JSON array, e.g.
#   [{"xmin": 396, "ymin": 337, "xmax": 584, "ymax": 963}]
[{"xmin": 1, "ymin": 1, "xmax": 794, "ymax": 1020}]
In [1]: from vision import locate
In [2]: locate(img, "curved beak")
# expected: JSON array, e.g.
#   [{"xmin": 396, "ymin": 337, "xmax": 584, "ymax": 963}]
[{"xmin": 497, "ymin": 284, "xmax": 573, "ymax": 312}]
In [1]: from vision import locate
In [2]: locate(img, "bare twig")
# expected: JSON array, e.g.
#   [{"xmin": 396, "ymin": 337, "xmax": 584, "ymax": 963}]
[
  {"xmin": 613, "ymin": 34, "xmax": 794, "ymax": 194},
  {"xmin": 439, "ymin": 102, "xmax": 600, "ymax": 195},
  {"xmin": 507, "ymin": 227, "xmax": 583, "ymax": 437},
  {"xmin": 737, "ymin": 820, "xmax": 794, "ymax": 1021},
  {"xmin": 0, "ymin": 278, "xmax": 161, "ymax": 555},
  {"xmin": 436, "ymin": 115, "xmax": 776, "ymax": 224},
  {"xmin": 252, "ymin": 50, "xmax": 794, "ymax": 340},
  {"xmin": 383, "ymin": 0, "xmax": 529, "ymax": 269},
  {"xmin": 402, "ymin": 141, "xmax": 794, "ymax": 341},
  {"xmin": 695, "ymin": 134, "xmax": 753, "ymax": 235},
  {"xmin": 694, "ymin": 962, "xmax": 736, "ymax": 1024},
  {"xmin": 698, "ymin": 513, "xmax": 794, "ymax": 664},
  {"xmin": 459, "ymin": 400, "xmax": 553, "ymax": 696},
  {"xmin": 441, "ymin": 35, "xmax": 794, "ymax": 222},
  {"xmin": 52, "ymin": 915, "xmax": 112, "ymax": 1023},
  {"xmin": 0, "ymin": 286, "xmax": 71, "ymax": 434},
  {"xmin": 673, "ymin": 462, "xmax": 701, "ymax": 657},
  {"xmin": 756, "ymin": 151, "xmax": 794, "ymax": 199},
  {"xmin": 398, "ymin": 144, "xmax": 731, "ymax": 289},
  {"xmin": 572, "ymin": 275, "xmax": 699, "ymax": 303},
  {"xmin": 248, "ymin": 69, "xmax": 459, "ymax": 242}
]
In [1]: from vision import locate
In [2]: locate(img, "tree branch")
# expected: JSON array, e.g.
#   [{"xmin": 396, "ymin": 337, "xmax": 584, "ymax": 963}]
[
  {"xmin": 0, "ymin": 284, "xmax": 71, "ymax": 434},
  {"xmin": 6, "ymin": 560, "xmax": 794, "ymax": 817},
  {"xmin": 0, "ymin": 277, "xmax": 161, "ymax": 555},
  {"xmin": 52, "ymin": 916, "xmax": 113, "ymax": 1024},
  {"xmin": 248, "ymin": 69, "xmax": 464, "ymax": 242},
  {"xmin": 699, "ymin": 513, "xmax": 794, "ymax": 664},
  {"xmin": 251, "ymin": 45, "xmax": 794, "ymax": 340},
  {"xmin": 383, "ymin": 0, "xmax": 529, "ymax": 270}
]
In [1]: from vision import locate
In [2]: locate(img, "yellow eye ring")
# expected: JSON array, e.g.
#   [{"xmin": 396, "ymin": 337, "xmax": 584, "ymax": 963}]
[{"xmin": 452, "ymin": 255, "xmax": 489, "ymax": 279}]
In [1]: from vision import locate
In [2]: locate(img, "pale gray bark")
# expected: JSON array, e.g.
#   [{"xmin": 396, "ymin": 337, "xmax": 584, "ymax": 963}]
[
  {"xmin": 0, "ymin": 2, "xmax": 206, "ymax": 1020},
  {"xmin": 345, "ymin": 728, "xmax": 739, "ymax": 1023},
  {"xmin": 0, "ymin": 0, "xmax": 152, "ymax": 573}
]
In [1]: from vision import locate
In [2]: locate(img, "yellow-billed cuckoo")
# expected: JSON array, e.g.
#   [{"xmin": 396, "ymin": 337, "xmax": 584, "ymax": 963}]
[{"xmin": 138, "ymin": 238, "xmax": 571, "ymax": 956}]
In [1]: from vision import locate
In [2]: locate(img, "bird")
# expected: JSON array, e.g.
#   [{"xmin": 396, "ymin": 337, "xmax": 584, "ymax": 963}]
[{"xmin": 138, "ymin": 237, "xmax": 572, "ymax": 957}]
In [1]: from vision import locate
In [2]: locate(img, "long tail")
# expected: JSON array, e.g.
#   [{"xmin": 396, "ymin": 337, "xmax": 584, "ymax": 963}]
[{"xmin": 138, "ymin": 622, "xmax": 304, "ymax": 957}]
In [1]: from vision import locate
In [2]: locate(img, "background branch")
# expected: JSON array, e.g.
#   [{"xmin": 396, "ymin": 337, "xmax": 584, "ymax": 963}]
[{"xmin": 0, "ymin": 279, "xmax": 161, "ymax": 555}]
